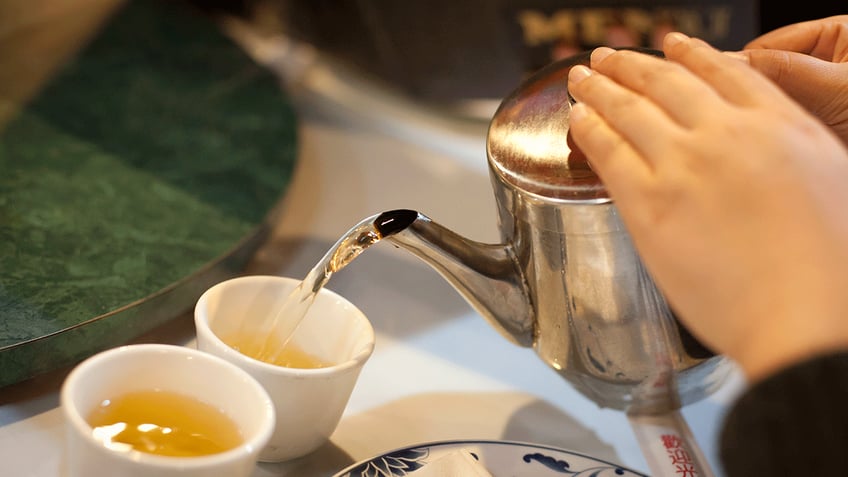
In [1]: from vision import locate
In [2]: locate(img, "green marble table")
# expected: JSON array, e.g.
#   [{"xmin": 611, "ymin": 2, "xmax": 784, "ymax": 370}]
[{"xmin": 0, "ymin": 0, "xmax": 298, "ymax": 387}]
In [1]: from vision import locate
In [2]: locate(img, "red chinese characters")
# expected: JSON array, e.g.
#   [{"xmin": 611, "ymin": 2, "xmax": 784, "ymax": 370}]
[{"xmin": 661, "ymin": 434, "xmax": 698, "ymax": 476}]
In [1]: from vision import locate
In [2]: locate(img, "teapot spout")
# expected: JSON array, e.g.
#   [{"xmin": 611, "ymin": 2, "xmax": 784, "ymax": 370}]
[{"xmin": 382, "ymin": 211, "xmax": 535, "ymax": 347}]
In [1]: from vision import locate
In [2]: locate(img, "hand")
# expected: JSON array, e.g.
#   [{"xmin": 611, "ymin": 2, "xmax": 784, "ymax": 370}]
[
  {"xmin": 566, "ymin": 33, "xmax": 848, "ymax": 382},
  {"xmin": 734, "ymin": 16, "xmax": 848, "ymax": 145}
]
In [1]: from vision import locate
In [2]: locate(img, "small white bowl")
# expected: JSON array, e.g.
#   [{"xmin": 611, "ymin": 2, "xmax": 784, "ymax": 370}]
[
  {"xmin": 195, "ymin": 275, "xmax": 376, "ymax": 462},
  {"xmin": 60, "ymin": 344, "xmax": 275, "ymax": 477}
]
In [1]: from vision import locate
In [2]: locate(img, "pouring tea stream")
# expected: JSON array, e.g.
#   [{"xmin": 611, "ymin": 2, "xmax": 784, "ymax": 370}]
[{"xmin": 228, "ymin": 210, "xmax": 416, "ymax": 363}]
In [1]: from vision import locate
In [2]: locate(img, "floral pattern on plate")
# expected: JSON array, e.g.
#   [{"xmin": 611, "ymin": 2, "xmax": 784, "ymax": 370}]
[{"xmin": 333, "ymin": 440, "xmax": 647, "ymax": 477}]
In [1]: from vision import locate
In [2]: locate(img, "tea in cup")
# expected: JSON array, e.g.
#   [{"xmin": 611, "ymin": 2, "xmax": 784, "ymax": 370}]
[
  {"xmin": 194, "ymin": 275, "xmax": 376, "ymax": 463},
  {"xmin": 60, "ymin": 343, "xmax": 275, "ymax": 477}
]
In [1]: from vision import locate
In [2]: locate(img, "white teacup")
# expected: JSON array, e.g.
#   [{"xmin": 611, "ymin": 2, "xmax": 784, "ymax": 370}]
[
  {"xmin": 194, "ymin": 275, "xmax": 376, "ymax": 463},
  {"xmin": 60, "ymin": 343, "xmax": 275, "ymax": 477}
]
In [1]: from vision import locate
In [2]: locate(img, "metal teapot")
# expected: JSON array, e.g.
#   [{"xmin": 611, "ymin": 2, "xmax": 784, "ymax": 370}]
[{"xmin": 375, "ymin": 49, "xmax": 730, "ymax": 476}]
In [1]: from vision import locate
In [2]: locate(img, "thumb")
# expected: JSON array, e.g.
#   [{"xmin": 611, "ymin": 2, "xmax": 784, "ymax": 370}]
[
  {"xmin": 742, "ymin": 49, "xmax": 845, "ymax": 112},
  {"xmin": 741, "ymin": 49, "xmax": 848, "ymax": 141}
]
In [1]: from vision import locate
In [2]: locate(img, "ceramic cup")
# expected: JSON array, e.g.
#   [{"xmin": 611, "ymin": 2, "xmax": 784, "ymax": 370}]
[
  {"xmin": 194, "ymin": 275, "xmax": 376, "ymax": 462},
  {"xmin": 60, "ymin": 343, "xmax": 275, "ymax": 477}
]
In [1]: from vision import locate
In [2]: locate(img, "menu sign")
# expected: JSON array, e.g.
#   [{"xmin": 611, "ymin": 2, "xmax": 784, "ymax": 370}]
[
  {"xmin": 269, "ymin": 0, "xmax": 757, "ymax": 103},
  {"xmin": 506, "ymin": 0, "xmax": 756, "ymax": 75}
]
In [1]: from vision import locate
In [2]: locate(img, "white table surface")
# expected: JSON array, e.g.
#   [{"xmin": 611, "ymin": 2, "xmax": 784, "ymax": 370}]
[{"xmin": 0, "ymin": 37, "xmax": 745, "ymax": 476}]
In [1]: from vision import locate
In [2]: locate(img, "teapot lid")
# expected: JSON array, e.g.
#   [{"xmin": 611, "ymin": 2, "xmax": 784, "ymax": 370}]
[
  {"xmin": 487, "ymin": 50, "xmax": 603, "ymax": 201},
  {"xmin": 486, "ymin": 47, "xmax": 661, "ymax": 202}
]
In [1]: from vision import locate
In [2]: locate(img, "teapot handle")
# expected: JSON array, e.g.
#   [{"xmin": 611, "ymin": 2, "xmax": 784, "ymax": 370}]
[{"xmin": 628, "ymin": 410, "xmax": 716, "ymax": 477}]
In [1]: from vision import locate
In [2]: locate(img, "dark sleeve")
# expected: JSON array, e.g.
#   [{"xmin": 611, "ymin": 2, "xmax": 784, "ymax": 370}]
[{"xmin": 719, "ymin": 352, "xmax": 848, "ymax": 476}]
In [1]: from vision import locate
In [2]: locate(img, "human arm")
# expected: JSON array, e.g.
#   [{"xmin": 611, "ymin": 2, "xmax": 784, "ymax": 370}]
[
  {"xmin": 565, "ymin": 33, "xmax": 848, "ymax": 384},
  {"xmin": 720, "ymin": 352, "xmax": 848, "ymax": 475}
]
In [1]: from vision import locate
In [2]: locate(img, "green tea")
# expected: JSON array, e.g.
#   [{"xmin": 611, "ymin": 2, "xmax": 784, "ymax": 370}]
[
  {"xmin": 87, "ymin": 390, "xmax": 242, "ymax": 457},
  {"xmin": 221, "ymin": 329, "xmax": 331, "ymax": 369}
]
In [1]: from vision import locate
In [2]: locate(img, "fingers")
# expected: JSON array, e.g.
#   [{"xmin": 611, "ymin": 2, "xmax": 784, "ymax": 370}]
[
  {"xmin": 567, "ymin": 57, "xmax": 685, "ymax": 167},
  {"xmin": 740, "ymin": 49, "xmax": 847, "ymax": 115},
  {"xmin": 660, "ymin": 32, "xmax": 788, "ymax": 108},
  {"xmin": 745, "ymin": 15, "xmax": 848, "ymax": 60},
  {"xmin": 567, "ymin": 101, "xmax": 653, "ymax": 202},
  {"xmin": 745, "ymin": 18, "xmax": 828, "ymax": 53},
  {"xmin": 566, "ymin": 32, "xmax": 827, "ymax": 203},
  {"xmin": 584, "ymin": 43, "xmax": 723, "ymax": 129},
  {"xmin": 743, "ymin": 48, "xmax": 837, "ymax": 85}
]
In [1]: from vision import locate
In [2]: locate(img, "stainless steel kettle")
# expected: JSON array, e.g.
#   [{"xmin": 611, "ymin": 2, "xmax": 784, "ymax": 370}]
[{"xmin": 379, "ymin": 49, "xmax": 731, "ymax": 476}]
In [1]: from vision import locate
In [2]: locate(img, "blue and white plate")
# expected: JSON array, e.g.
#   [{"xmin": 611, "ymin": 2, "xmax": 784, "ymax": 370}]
[{"xmin": 332, "ymin": 439, "xmax": 647, "ymax": 477}]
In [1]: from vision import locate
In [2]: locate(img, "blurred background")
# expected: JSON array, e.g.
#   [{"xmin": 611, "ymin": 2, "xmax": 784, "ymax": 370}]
[
  {"xmin": 181, "ymin": 0, "xmax": 842, "ymax": 120},
  {"xmin": 2, "ymin": 0, "xmax": 844, "ymax": 129}
]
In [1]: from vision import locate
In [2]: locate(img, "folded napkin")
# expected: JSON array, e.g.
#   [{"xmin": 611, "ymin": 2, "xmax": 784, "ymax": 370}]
[{"xmin": 412, "ymin": 450, "xmax": 493, "ymax": 476}]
